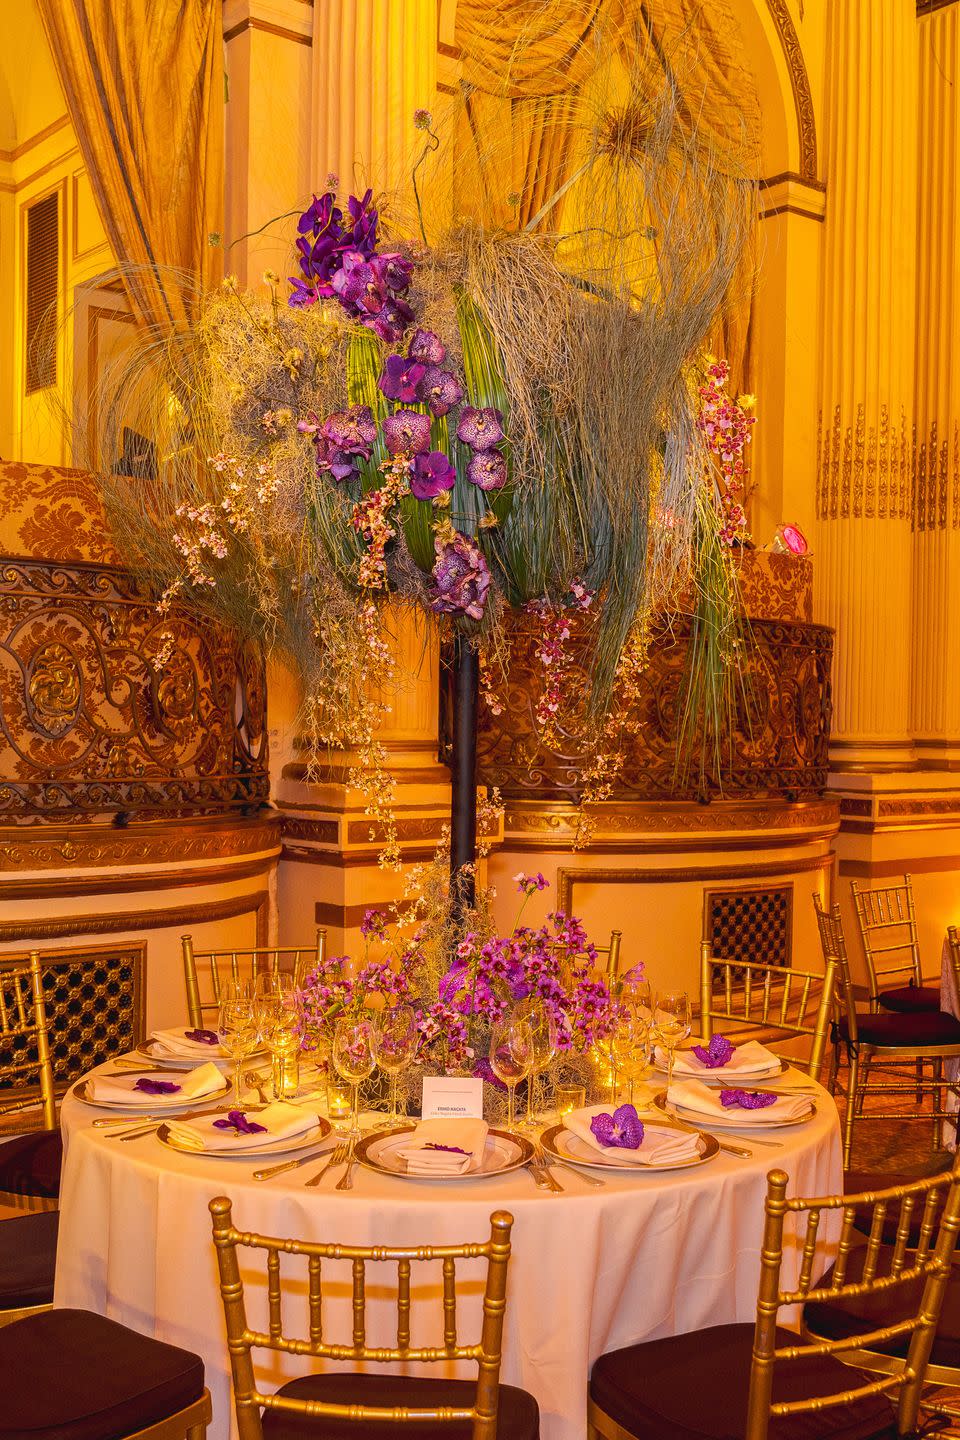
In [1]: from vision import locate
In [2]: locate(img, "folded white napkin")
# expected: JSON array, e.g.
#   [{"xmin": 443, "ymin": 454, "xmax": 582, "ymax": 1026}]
[
  {"xmin": 165, "ymin": 1101, "xmax": 321, "ymax": 1153},
  {"xmin": 150, "ymin": 1027, "xmax": 227, "ymax": 1058},
  {"xmin": 564, "ymin": 1104, "xmax": 700, "ymax": 1166},
  {"xmin": 661, "ymin": 1039, "xmax": 782, "ymax": 1080},
  {"xmin": 88, "ymin": 1061, "xmax": 227, "ymax": 1107},
  {"xmin": 395, "ymin": 1118, "xmax": 490, "ymax": 1175},
  {"xmin": 668, "ymin": 1078, "xmax": 812, "ymax": 1125}
]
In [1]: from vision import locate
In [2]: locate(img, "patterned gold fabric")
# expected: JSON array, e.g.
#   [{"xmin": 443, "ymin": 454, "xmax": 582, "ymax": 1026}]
[{"xmin": 0, "ymin": 462, "xmax": 119, "ymax": 564}]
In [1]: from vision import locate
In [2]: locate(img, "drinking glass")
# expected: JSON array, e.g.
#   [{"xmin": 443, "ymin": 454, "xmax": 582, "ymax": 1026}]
[
  {"xmin": 489, "ymin": 1016, "xmax": 533, "ymax": 1132},
  {"xmin": 254, "ymin": 973, "xmax": 300, "ymax": 1100},
  {"xmin": 611, "ymin": 1001, "xmax": 651, "ymax": 1107},
  {"xmin": 652, "ymin": 989, "xmax": 692, "ymax": 1091},
  {"xmin": 372, "ymin": 1003, "xmax": 417, "ymax": 1128},
  {"xmin": 218, "ymin": 986, "xmax": 258, "ymax": 1109},
  {"xmin": 332, "ymin": 1016, "xmax": 375, "ymax": 1136},
  {"xmin": 512, "ymin": 997, "xmax": 558, "ymax": 1129}
]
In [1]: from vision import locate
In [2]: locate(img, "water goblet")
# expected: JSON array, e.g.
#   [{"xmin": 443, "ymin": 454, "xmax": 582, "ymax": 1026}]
[
  {"xmin": 254, "ymin": 973, "xmax": 299, "ymax": 1100},
  {"xmin": 332, "ymin": 1016, "xmax": 375, "ymax": 1137},
  {"xmin": 372, "ymin": 1003, "xmax": 417, "ymax": 1128},
  {"xmin": 489, "ymin": 1016, "xmax": 533, "ymax": 1132},
  {"xmin": 512, "ymin": 998, "xmax": 558, "ymax": 1129},
  {"xmin": 218, "ymin": 991, "xmax": 258, "ymax": 1110},
  {"xmin": 652, "ymin": 989, "xmax": 692, "ymax": 1092},
  {"xmin": 611, "ymin": 1001, "xmax": 651, "ymax": 1107}
]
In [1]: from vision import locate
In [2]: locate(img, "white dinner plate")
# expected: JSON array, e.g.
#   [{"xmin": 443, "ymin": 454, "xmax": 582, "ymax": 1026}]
[
  {"xmin": 653, "ymin": 1091, "xmax": 817, "ymax": 1131},
  {"xmin": 354, "ymin": 1125, "xmax": 534, "ymax": 1181},
  {"xmin": 539, "ymin": 1122, "xmax": 719, "ymax": 1173},
  {"xmin": 157, "ymin": 1116, "xmax": 331, "ymax": 1158},
  {"xmin": 653, "ymin": 1052, "xmax": 789, "ymax": 1085},
  {"xmin": 73, "ymin": 1074, "xmax": 229, "ymax": 1111},
  {"xmin": 136, "ymin": 1039, "xmax": 267, "ymax": 1069}
]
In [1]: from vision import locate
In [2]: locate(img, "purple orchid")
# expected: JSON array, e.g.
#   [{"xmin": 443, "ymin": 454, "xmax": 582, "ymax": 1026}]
[
  {"xmin": 184, "ymin": 1029, "xmax": 219, "ymax": 1045},
  {"xmin": 418, "ymin": 366, "xmax": 464, "ymax": 417},
  {"xmin": 408, "ymin": 328, "xmax": 446, "ymax": 366},
  {"xmin": 719, "ymin": 1089, "xmax": 778, "ymax": 1110},
  {"xmin": 383, "ymin": 409, "xmax": 432, "ymax": 456},
  {"xmin": 378, "ymin": 252, "xmax": 414, "ymax": 293},
  {"xmin": 590, "ymin": 1104, "xmax": 644, "ymax": 1150},
  {"xmin": 331, "ymin": 251, "xmax": 386, "ymax": 314},
  {"xmin": 515, "ymin": 872, "xmax": 548, "ymax": 895},
  {"xmin": 379, "ymin": 355, "xmax": 427, "ymax": 404},
  {"xmin": 360, "ymin": 908, "xmax": 388, "ymax": 938},
  {"xmin": 212, "ymin": 1110, "xmax": 268, "ymax": 1135},
  {"xmin": 297, "ymin": 191, "xmax": 342, "ymax": 237},
  {"xmin": 322, "ymin": 406, "xmax": 376, "ymax": 456},
  {"xmin": 288, "ymin": 190, "xmax": 413, "ymax": 340},
  {"xmin": 429, "ymin": 533, "xmax": 491, "ymax": 620},
  {"xmin": 134, "ymin": 1078, "xmax": 182, "ymax": 1096},
  {"xmin": 457, "ymin": 407, "xmax": 505, "ymax": 450},
  {"xmin": 371, "ymin": 295, "xmax": 415, "ymax": 344},
  {"xmin": 472, "ymin": 1055, "xmax": 508, "ymax": 1092},
  {"xmin": 423, "ymin": 1143, "xmax": 470, "ymax": 1155},
  {"xmin": 467, "ymin": 450, "xmax": 507, "ymax": 491},
  {"xmin": 313, "ymin": 437, "xmax": 363, "ymax": 483},
  {"xmin": 410, "ymin": 450, "xmax": 457, "ymax": 501},
  {"xmin": 692, "ymin": 1034, "xmax": 736, "ymax": 1069}
]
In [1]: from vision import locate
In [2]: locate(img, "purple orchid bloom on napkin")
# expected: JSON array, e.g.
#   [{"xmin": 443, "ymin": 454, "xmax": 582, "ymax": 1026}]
[
  {"xmin": 590, "ymin": 1103, "xmax": 644, "ymax": 1150},
  {"xmin": 184, "ymin": 1029, "xmax": 219, "ymax": 1045},
  {"xmin": 423, "ymin": 1143, "xmax": 470, "ymax": 1156},
  {"xmin": 212, "ymin": 1110, "xmax": 268, "ymax": 1135},
  {"xmin": 692, "ymin": 1034, "xmax": 736, "ymax": 1069},
  {"xmin": 134, "ymin": 1078, "xmax": 182, "ymax": 1095},
  {"xmin": 720, "ymin": 1089, "xmax": 778, "ymax": 1110}
]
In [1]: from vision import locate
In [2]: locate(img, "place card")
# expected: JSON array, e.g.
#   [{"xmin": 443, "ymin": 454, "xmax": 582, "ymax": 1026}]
[{"xmin": 421, "ymin": 1076, "xmax": 484, "ymax": 1119}]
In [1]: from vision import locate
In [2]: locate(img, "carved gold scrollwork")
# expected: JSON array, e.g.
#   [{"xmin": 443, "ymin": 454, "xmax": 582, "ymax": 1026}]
[
  {"xmin": 817, "ymin": 404, "xmax": 912, "ymax": 522},
  {"xmin": 26, "ymin": 641, "xmax": 82, "ymax": 733}
]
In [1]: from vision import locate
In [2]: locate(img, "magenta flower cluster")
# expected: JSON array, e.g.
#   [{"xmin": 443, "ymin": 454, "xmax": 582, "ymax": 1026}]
[
  {"xmin": 691, "ymin": 1033, "xmax": 736, "ymax": 1069},
  {"xmin": 429, "ymin": 531, "xmax": 491, "ymax": 621},
  {"xmin": 590, "ymin": 1103, "xmax": 644, "ymax": 1149},
  {"xmin": 297, "ymin": 405, "xmax": 377, "ymax": 484}
]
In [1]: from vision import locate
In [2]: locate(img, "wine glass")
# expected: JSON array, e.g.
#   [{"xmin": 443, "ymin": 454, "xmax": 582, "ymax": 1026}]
[
  {"xmin": 372, "ymin": 1003, "xmax": 417, "ymax": 1129},
  {"xmin": 218, "ymin": 985, "xmax": 258, "ymax": 1109},
  {"xmin": 255, "ymin": 974, "xmax": 300, "ymax": 1101},
  {"xmin": 489, "ymin": 1016, "xmax": 533, "ymax": 1132},
  {"xmin": 512, "ymin": 998, "xmax": 557, "ymax": 1128},
  {"xmin": 611, "ymin": 1001, "xmax": 651, "ymax": 1108},
  {"xmin": 332, "ymin": 1016, "xmax": 375, "ymax": 1136},
  {"xmin": 652, "ymin": 989, "xmax": 692, "ymax": 1092}
]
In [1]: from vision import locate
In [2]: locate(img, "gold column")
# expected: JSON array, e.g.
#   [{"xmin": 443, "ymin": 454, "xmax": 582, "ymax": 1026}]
[
  {"xmin": 310, "ymin": 1, "xmax": 438, "ymax": 199},
  {"xmin": 816, "ymin": 0, "xmax": 917, "ymax": 769},
  {"xmin": 912, "ymin": 7, "xmax": 960, "ymax": 766}
]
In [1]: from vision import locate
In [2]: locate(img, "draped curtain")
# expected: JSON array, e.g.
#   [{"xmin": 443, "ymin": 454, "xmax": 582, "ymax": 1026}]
[{"xmin": 37, "ymin": 0, "xmax": 224, "ymax": 338}]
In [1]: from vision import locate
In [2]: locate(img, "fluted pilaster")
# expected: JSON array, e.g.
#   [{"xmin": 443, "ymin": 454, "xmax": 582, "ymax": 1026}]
[
  {"xmin": 816, "ymin": 1, "xmax": 917, "ymax": 767},
  {"xmin": 912, "ymin": 8, "xmax": 960, "ymax": 763}
]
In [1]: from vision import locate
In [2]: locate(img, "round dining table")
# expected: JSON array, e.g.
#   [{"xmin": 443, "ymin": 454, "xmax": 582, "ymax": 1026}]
[{"xmin": 54, "ymin": 1061, "xmax": 843, "ymax": 1440}]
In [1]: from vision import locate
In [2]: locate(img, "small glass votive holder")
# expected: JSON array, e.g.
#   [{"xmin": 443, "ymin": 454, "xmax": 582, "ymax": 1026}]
[
  {"xmin": 326, "ymin": 1078, "xmax": 352, "ymax": 1130},
  {"xmin": 553, "ymin": 1083, "xmax": 586, "ymax": 1119}
]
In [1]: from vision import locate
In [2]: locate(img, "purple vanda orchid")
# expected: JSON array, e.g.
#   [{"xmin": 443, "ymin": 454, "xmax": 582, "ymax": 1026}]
[
  {"xmin": 379, "ymin": 355, "xmax": 427, "ymax": 404},
  {"xmin": 429, "ymin": 533, "xmax": 491, "ymax": 620},
  {"xmin": 719, "ymin": 1089, "xmax": 778, "ymax": 1110},
  {"xmin": 410, "ymin": 451, "xmax": 457, "ymax": 501},
  {"xmin": 134, "ymin": 1078, "xmax": 182, "ymax": 1096},
  {"xmin": 457, "ymin": 407, "xmax": 505, "ymax": 450},
  {"xmin": 212, "ymin": 1110, "xmax": 268, "ymax": 1135},
  {"xmin": 590, "ymin": 1104, "xmax": 644, "ymax": 1150},
  {"xmin": 383, "ymin": 409, "xmax": 432, "ymax": 456},
  {"xmin": 467, "ymin": 450, "xmax": 507, "ymax": 491},
  {"xmin": 692, "ymin": 1033, "xmax": 736, "ymax": 1069}
]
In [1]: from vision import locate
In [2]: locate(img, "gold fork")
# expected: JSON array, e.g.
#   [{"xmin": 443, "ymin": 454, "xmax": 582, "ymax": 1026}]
[{"xmin": 305, "ymin": 1139, "xmax": 350, "ymax": 1186}]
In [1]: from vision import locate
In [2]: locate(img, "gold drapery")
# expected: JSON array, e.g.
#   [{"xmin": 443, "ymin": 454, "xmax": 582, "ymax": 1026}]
[{"xmin": 37, "ymin": 0, "xmax": 224, "ymax": 337}]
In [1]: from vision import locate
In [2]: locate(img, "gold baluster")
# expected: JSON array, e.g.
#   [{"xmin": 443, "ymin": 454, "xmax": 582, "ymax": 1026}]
[
  {"xmin": 397, "ymin": 1258, "xmax": 411, "ymax": 1350},
  {"xmin": 352, "ymin": 1257, "xmax": 366, "ymax": 1351},
  {"xmin": 267, "ymin": 1247, "xmax": 282, "ymax": 1341},
  {"xmin": 442, "ymin": 1257, "xmax": 457, "ymax": 1351},
  {"xmin": 308, "ymin": 1254, "xmax": 322, "ymax": 1344}
]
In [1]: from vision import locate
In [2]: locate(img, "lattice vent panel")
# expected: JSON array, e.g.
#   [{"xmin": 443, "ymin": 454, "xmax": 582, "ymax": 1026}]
[{"xmin": 705, "ymin": 886, "xmax": 793, "ymax": 976}]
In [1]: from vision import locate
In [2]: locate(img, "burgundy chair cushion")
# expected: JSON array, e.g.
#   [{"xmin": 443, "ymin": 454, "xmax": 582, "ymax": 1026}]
[
  {"xmin": 0, "ymin": 1209, "xmax": 58, "ymax": 1308},
  {"xmin": 0, "ymin": 1131, "xmax": 62, "ymax": 1199},
  {"xmin": 262, "ymin": 1372, "xmax": 539, "ymax": 1440},
  {"xmin": 838, "ymin": 1009, "xmax": 960, "ymax": 1048},
  {"xmin": 876, "ymin": 984, "xmax": 941, "ymax": 1014},
  {"xmin": 0, "ymin": 1307, "xmax": 205, "ymax": 1440},
  {"xmin": 589, "ymin": 1322, "xmax": 898, "ymax": 1440},
  {"xmin": 804, "ymin": 1245, "xmax": 960, "ymax": 1369}
]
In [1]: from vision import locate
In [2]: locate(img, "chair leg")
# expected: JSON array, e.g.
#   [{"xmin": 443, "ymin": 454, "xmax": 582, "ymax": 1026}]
[
  {"xmin": 843, "ymin": 1050, "xmax": 860, "ymax": 1169},
  {"xmin": 933, "ymin": 1057, "xmax": 944, "ymax": 1149},
  {"xmin": 917, "ymin": 1057, "xmax": 924, "ymax": 1105},
  {"xmin": 855, "ymin": 1053, "xmax": 871, "ymax": 1116},
  {"xmin": 828, "ymin": 1040, "xmax": 840, "ymax": 1096}
]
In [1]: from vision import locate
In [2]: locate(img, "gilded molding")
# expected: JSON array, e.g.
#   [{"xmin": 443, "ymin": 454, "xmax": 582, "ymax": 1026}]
[
  {"xmin": 0, "ymin": 819, "xmax": 281, "ymax": 872},
  {"xmin": 505, "ymin": 799, "xmax": 839, "ymax": 836},
  {"xmin": 764, "ymin": 0, "xmax": 819, "ymax": 182},
  {"xmin": 913, "ymin": 420, "xmax": 960, "ymax": 530},
  {"xmin": 0, "ymin": 889, "xmax": 270, "ymax": 944},
  {"xmin": 816, "ymin": 404, "xmax": 912, "ymax": 521},
  {"xmin": 556, "ymin": 853, "xmax": 832, "ymax": 915}
]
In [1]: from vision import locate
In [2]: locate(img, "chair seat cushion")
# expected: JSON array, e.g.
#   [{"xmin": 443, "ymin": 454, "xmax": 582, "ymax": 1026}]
[
  {"xmin": 0, "ymin": 1307, "xmax": 205, "ymax": 1440},
  {"xmin": 876, "ymin": 984, "xmax": 941, "ymax": 1014},
  {"xmin": 262, "ymin": 1372, "xmax": 539, "ymax": 1440},
  {"xmin": 805, "ymin": 1246, "xmax": 960, "ymax": 1370},
  {"xmin": 838, "ymin": 1009, "xmax": 960, "ymax": 1048},
  {"xmin": 0, "ymin": 1131, "xmax": 62, "ymax": 1200},
  {"xmin": 589, "ymin": 1322, "xmax": 898, "ymax": 1440},
  {"xmin": 0, "ymin": 1209, "xmax": 58, "ymax": 1308}
]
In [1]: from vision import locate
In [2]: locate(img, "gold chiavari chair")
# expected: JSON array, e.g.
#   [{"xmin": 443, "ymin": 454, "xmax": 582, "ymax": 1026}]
[
  {"xmin": 181, "ymin": 930, "xmax": 326, "ymax": 1027},
  {"xmin": 209, "ymin": 1197, "xmax": 539, "ymax": 1439},
  {"xmin": 698, "ymin": 941, "xmax": 838, "ymax": 1082},
  {"xmin": 851, "ymin": 874, "xmax": 940, "ymax": 1013},
  {"xmin": 588, "ymin": 1157, "xmax": 960, "ymax": 1440},
  {"xmin": 0, "ymin": 949, "xmax": 62, "ymax": 1210},
  {"xmin": 814, "ymin": 895, "xmax": 960, "ymax": 1167}
]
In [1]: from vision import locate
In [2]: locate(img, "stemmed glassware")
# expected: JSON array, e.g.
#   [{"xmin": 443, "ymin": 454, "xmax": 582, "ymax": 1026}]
[
  {"xmin": 512, "ymin": 997, "xmax": 557, "ymax": 1129},
  {"xmin": 652, "ymin": 989, "xmax": 692, "ymax": 1091},
  {"xmin": 372, "ymin": 1003, "xmax": 417, "ymax": 1129},
  {"xmin": 611, "ymin": 999, "xmax": 651, "ymax": 1108},
  {"xmin": 218, "ymin": 980, "xmax": 258, "ymax": 1110},
  {"xmin": 253, "ymin": 972, "xmax": 300, "ymax": 1101},
  {"xmin": 489, "ymin": 1014, "xmax": 533, "ymax": 1132},
  {"xmin": 332, "ymin": 1016, "xmax": 375, "ymax": 1137}
]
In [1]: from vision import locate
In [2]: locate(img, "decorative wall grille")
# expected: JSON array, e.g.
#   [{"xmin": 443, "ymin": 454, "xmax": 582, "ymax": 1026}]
[
  {"xmin": 704, "ymin": 886, "xmax": 793, "ymax": 971},
  {"xmin": 25, "ymin": 191, "xmax": 59, "ymax": 393}
]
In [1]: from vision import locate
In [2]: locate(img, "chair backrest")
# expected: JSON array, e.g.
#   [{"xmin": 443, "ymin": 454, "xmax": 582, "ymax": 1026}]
[
  {"xmin": 813, "ymin": 894, "xmax": 861, "ymax": 1044},
  {"xmin": 181, "ymin": 930, "xmax": 326, "ymax": 1026},
  {"xmin": 209, "ymin": 1197, "xmax": 514, "ymax": 1440},
  {"xmin": 745, "ymin": 1155, "xmax": 960, "ymax": 1439},
  {"xmin": 0, "ymin": 951, "xmax": 56, "ymax": 1131},
  {"xmin": 699, "ymin": 941, "xmax": 837, "ymax": 1081},
  {"xmin": 850, "ymin": 874, "xmax": 922, "ymax": 1003}
]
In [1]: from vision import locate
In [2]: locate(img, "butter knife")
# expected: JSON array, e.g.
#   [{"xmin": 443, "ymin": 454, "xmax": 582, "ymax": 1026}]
[{"xmin": 253, "ymin": 1144, "xmax": 335, "ymax": 1182}]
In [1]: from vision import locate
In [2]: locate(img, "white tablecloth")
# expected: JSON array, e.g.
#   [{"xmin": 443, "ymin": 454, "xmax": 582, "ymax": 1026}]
[{"xmin": 55, "ymin": 1063, "xmax": 842, "ymax": 1440}]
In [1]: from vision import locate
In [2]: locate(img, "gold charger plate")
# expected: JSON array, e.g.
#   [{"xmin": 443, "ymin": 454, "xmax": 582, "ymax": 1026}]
[
  {"xmin": 540, "ymin": 1122, "xmax": 718, "ymax": 1172},
  {"xmin": 157, "ymin": 1112, "xmax": 331, "ymax": 1158},
  {"xmin": 73, "ymin": 1075, "xmax": 229, "ymax": 1111},
  {"xmin": 136, "ymin": 1039, "xmax": 267, "ymax": 1069},
  {"xmin": 653, "ymin": 1054, "xmax": 790, "ymax": 1084},
  {"xmin": 653, "ymin": 1091, "xmax": 817, "ymax": 1130},
  {"xmin": 354, "ymin": 1124, "xmax": 534, "ymax": 1181}
]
